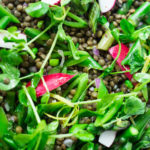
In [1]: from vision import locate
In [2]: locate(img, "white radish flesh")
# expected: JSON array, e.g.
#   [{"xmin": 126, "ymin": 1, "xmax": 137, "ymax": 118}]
[
  {"xmin": 98, "ymin": 0, "xmax": 116, "ymax": 13},
  {"xmin": 41, "ymin": 0, "xmax": 60, "ymax": 5},
  {"xmin": 98, "ymin": 130, "xmax": 117, "ymax": 147}
]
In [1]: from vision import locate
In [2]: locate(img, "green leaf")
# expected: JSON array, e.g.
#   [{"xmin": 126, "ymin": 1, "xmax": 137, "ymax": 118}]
[
  {"xmin": 25, "ymin": 2, "xmax": 49, "ymax": 18},
  {"xmin": 124, "ymin": 96, "xmax": 146, "ymax": 115},
  {"xmin": 0, "ymin": 49, "xmax": 22, "ymax": 66},
  {"xmin": 13, "ymin": 134, "xmax": 34, "ymax": 147},
  {"xmin": 97, "ymin": 78, "xmax": 108, "ymax": 99},
  {"xmin": 38, "ymin": 102, "xmax": 64, "ymax": 116},
  {"xmin": 45, "ymin": 121, "xmax": 59, "ymax": 134},
  {"xmin": 111, "ymin": 28, "xmax": 120, "ymax": 41},
  {"xmin": 96, "ymin": 93, "xmax": 120, "ymax": 114},
  {"xmin": 18, "ymin": 89, "xmax": 28, "ymax": 106},
  {"xmin": 74, "ymin": 130, "xmax": 94, "ymax": 142},
  {"xmin": 81, "ymin": 142, "xmax": 94, "ymax": 150},
  {"xmin": 121, "ymin": 39, "xmax": 144, "ymax": 74},
  {"xmin": 31, "ymin": 74, "xmax": 41, "ymax": 88},
  {"xmin": 28, "ymin": 86, "xmax": 37, "ymax": 102},
  {"xmin": 0, "ymin": 74, "xmax": 20, "ymax": 91},
  {"xmin": 120, "ymin": 19, "xmax": 135, "ymax": 34},
  {"xmin": 0, "ymin": 63, "xmax": 20, "ymax": 78},
  {"xmin": 87, "ymin": 123, "xmax": 100, "ymax": 135},
  {"xmin": 41, "ymin": 93, "xmax": 50, "ymax": 104},
  {"xmin": 135, "ymin": 128, "xmax": 150, "ymax": 149},
  {"xmin": 142, "ymin": 85, "xmax": 148, "ymax": 102},
  {"xmin": 89, "ymin": 1, "xmax": 100, "ymax": 33},
  {"xmin": 7, "ymin": 26, "xmax": 18, "ymax": 33},
  {"xmin": 69, "ymin": 124, "xmax": 88, "ymax": 133},
  {"xmin": 61, "ymin": 0, "xmax": 71, "ymax": 6},
  {"xmin": 134, "ymin": 73, "xmax": 150, "ymax": 83},
  {"xmin": 0, "ymin": 107, "xmax": 8, "ymax": 138}
]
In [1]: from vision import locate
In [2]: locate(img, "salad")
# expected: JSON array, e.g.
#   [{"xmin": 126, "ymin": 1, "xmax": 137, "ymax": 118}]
[{"xmin": 0, "ymin": 0, "xmax": 150, "ymax": 149}]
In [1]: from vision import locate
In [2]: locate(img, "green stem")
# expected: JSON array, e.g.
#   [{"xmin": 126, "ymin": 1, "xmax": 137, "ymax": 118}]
[
  {"xmin": 50, "ymin": 133, "xmax": 73, "ymax": 139},
  {"xmin": 40, "ymin": 32, "xmax": 59, "ymax": 71},
  {"xmin": 41, "ymin": 76, "xmax": 49, "ymax": 93},
  {"xmin": 67, "ymin": 12, "xmax": 87, "ymax": 25},
  {"xmin": 110, "ymin": 70, "xmax": 130, "ymax": 75},
  {"xmin": 26, "ymin": 23, "xmax": 54, "ymax": 46},
  {"xmin": 19, "ymin": 73, "xmax": 34, "ymax": 80},
  {"xmin": 24, "ymin": 45, "xmax": 36, "ymax": 59},
  {"xmin": 50, "ymin": 93, "xmax": 74, "ymax": 107},
  {"xmin": 74, "ymin": 99, "xmax": 101, "ymax": 105},
  {"xmin": 23, "ymin": 86, "xmax": 41, "ymax": 124},
  {"xmin": 112, "ymin": 41, "xmax": 121, "ymax": 66}
]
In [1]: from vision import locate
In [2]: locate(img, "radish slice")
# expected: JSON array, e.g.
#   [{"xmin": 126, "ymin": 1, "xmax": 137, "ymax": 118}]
[
  {"xmin": 98, "ymin": 130, "xmax": 117, "ymax": 147},
  {"xmin": 109, "ymin": 44, "xmax": 133, "ymax": 80},
  {"xmin": 27, "ymin": 73, "xmax": 74, "ymax": 97},
  {"xmin": 41, "ymin": 0, "xmax": 60, "ymax": 5},
  {"xmin": 98, "ymin": 0, "xmax": 116, "ymax": 13},
  {"xmin": 0, "ymin": 32, "xmax": 27, "ymax": 49}
]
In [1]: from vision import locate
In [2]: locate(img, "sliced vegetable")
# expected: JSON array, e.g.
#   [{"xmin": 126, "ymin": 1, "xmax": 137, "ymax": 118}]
[
  {"xmin": 24, "ymin": 27, "xmax": 50, "ymax": 44},
  {"xmin": 98, "ymin": 30, "xmax": 114, "ymax": 51},
  {"xmin": 27, "ymin": 73, "xmax": 74, "ymax": 97},
  {"xmin": 109, "ymin": 43, "xmax": 133, "ymax": 80},
  {"xmin": 89, "ymin": 1, "xmax": 100, "ymax": 33},
  {"xmin": 128, "ymin": 2, "xmax": 150, "ymax": 26},
  {"xmin": 120, "ymin": 108, "xmax": 150, "ymax": 143},
  {"xmin": 0, "ymin": 4, "xmax": 20, "ymax": 24},
  {"xmin": 42, "ymin": 0, "xmax": 61, "ymax": 5},
  {"xmin": 0, "ymin": 32, "xmax": 27, "ymax": 49},
  {"xmin": 121, "ymin": 39, "xmax": 144, "ymax": 74},
  {"xmin": 117, "ymin": 0, "xmax": 134, "ymax": 15},
  {"xmin": 0, "ymin": 107, "xmax": 8, "ymax": 138},
  {"xmin": 98, "ymin": 130, "xmax": 117, "ymax": 147},
  {"xmin": 98, "ymin": 0, "xmax": 116, "ymax": 13}
]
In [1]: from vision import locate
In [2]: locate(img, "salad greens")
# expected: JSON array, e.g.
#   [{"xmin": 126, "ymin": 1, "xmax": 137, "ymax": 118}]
[{"xmin": 0, "ymin": 0, "xmax": 150, "ymax": 150}]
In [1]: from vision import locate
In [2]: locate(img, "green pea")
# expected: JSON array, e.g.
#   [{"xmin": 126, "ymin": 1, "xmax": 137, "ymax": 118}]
[
  {"xmin": 49, "ymin": 59, "xmax": 59, "ymax": 66},
  {"xmin": 32, "ymin": 48, "xmax": 38, "ymax": 55},
  {"xmin": 125, "ymin": 80, "xmax": 133, "ymax": 89}
]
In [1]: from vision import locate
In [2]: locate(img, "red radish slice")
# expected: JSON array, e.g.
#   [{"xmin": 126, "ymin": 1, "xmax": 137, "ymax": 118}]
[
  {"xmin": 27, "ymin": 73, "xmax": 74, "ymax": 97},
  {"xmin": 41, "ymin": 0, "xmax": 60, "ymax": 5},
  {"xmin": 98, "ymin": 0, "xmax": 116, "ymax": 13},
  {"xmin": 109, "ymin": 44, "xmax": 133, "ymax": 80}
]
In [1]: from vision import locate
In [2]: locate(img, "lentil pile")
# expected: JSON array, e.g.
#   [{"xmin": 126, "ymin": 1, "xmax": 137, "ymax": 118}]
[{"xmin": 0, "ymin": 0, "xmax": 150, "ymax": 150}]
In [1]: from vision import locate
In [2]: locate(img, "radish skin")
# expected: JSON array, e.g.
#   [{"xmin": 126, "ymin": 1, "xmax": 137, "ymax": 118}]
[
  {"xmin": 41, "ymin": 0, "xmax": 60, "ymax": 5},
  {"xmin": 109, "ymin": 44, "xmax": 133, "ymax": 80}
]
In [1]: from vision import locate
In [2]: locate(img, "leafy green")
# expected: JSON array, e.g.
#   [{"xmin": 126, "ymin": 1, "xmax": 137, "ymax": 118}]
[
  {"xmin": 41, "ymin": 93, "xmax": 50, "ymax": 104},
  {"xmin": 120, "ymin": 19, "xmax": 135, "ymax": 34},
  {"xmin": 122, "ymin": 39, "xmax": 144, "ymax": 74},
  {"xmin": 89, "ymin": 1, "xmax": 100, "ymax": 33},
  {"xmin": 71, "ymin": 0, "xmax": 93, "ymax": 15},
  {"xmin": 81, "ymin": 142, "xmax": 94, "ymax": 150},
  {"xmin": 25, "ymin": 2, "xmax": 49, "ymax": 18},
  {"xmin": 124, "ymin": 96, "xmax": 146, "ymax": 115},
  {"xmin": 0, "ymin": 74, "xmax": 20, "ymax": 91},
  {"xmin": 69, "ymin": 124, "xmax": 94, "ymax": 142},
  {"xmin": 0, "ymin": 49, "xmax": 22, "ymax": 66},
  {"xmin": 135, "ymin": 127, "xmax": 150, "ymax": 150},
  {"xmin": 0, "ymin": 107, "xmax": 8, "ymax": 138},
  {"xmin": 61, "ymin": 0, "xmax": 71, "ymax": 6},
  {"xmin": 134, "ymin": 73, "xmax": 150, "ymax": 83}
]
